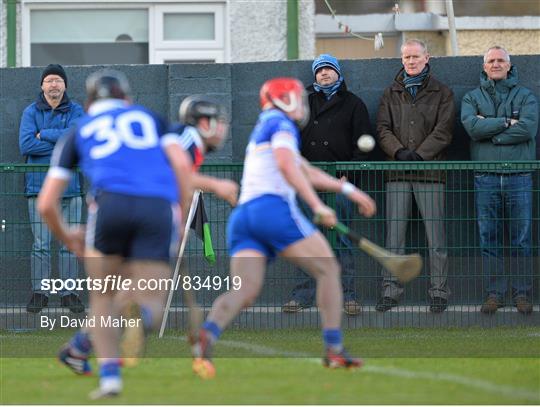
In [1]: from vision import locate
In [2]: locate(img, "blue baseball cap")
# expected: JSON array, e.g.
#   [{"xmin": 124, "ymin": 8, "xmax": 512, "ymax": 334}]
[{"xmin": 312, "ymin": 54, "xmax": 341, "ymax": 77}]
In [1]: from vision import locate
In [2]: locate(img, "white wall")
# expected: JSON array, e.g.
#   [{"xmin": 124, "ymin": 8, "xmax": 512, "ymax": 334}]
[
  {"xmin": 1, "ymin": 0, "xmax": 5, "ymax": 67},
  {"xmin": 229, "ymin": 0, "xmax": 315, "ymax": 62},
  {"xmin": 10, "ymin": 0, "xmax": 316, "ymax": 66}
]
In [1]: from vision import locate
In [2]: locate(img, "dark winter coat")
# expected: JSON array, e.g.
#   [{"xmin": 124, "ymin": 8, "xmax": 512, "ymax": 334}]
[
  {"xmin": 376, "ymin": 68, "xmax": 454, "ymax": 183},
  {"xmin": 301, "ymin": 81, "xmax": 372, "ymax": 164}
]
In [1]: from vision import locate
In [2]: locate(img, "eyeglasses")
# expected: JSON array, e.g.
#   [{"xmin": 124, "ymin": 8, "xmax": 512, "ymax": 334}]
[{"xmin": 43, "ymin": 79, "xmax": 64, "ymax": 84}]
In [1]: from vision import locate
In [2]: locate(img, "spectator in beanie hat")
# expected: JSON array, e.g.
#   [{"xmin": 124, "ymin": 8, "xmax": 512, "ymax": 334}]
[
  {"xmin": 19, "ymin": 63, "xmax": 85, "ymax": 314},
  {"xmin": 283, "ymin": 53, "xmax": 373, "ymax": 316},
  {"xmin": 41, "ymin": 64, "xmax": 68, "ymax": 87}
]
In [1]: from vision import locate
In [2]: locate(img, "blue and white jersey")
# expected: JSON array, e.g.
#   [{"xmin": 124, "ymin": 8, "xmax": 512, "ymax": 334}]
[
  {"xmin": 238, "ymin": 109, "xmax": 302, "ymax": 205},
  {"xmin": 49, "ymin": 99, "xmax": 180, "ymax": 203}
]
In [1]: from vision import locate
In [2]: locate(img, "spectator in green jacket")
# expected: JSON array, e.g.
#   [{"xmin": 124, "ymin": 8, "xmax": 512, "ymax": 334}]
[{"xmin": 461, "ymin": 46, "xmax": 538, "ymax": 315}]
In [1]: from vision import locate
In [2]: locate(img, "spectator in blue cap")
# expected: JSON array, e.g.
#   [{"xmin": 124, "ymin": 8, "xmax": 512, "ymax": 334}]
[{"xmin": 282, "ymin": 53, "xmax": 373, "ymax": 316}]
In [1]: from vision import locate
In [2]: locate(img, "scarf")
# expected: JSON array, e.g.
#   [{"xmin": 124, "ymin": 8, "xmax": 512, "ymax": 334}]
[
  {"xmin": 402, "ymin": 65, "xmax": 429, "ymax": 99},
  {"xmin": 313, "ymin": 77, "xmax": 343, "ymax": 100}
]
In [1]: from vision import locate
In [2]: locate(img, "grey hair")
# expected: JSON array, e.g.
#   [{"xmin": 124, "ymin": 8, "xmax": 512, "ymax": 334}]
[
  {"xmin": 401, "ymin": 39, "xmax": 428, "ymax": 55},
  {"xmin": 484, "ymin": 46, "xmax": 511, "ymax": 63}
]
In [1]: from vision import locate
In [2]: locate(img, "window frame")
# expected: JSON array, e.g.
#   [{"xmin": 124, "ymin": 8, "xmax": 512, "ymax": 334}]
[
  {"xmin": 21, "ymin": 0, "xmax": 229, "ymax": 66},
  {"xmin": 154, "ymin": 4, "xmax": 225, "ymax": 50}
]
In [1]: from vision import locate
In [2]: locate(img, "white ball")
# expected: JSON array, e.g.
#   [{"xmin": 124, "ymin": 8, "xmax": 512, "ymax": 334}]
[{"xmin": 357, "ymin": 134, "xmax": 375, "ymax": 152}]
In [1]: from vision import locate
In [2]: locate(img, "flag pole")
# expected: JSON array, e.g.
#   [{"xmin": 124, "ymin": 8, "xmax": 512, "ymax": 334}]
[{"xmin": 159, "ymin": 189, "xmax": 201, "ymax": 338}]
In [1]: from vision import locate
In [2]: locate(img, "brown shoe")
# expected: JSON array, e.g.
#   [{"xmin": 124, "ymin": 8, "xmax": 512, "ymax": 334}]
[
  {"xmin": 282, "ymin": 300, "xmax": 307, "ymax": 313},
  {"xmin": 480, "ymin": 297, "xmax": 501, "ymax": 314},
  {"xmin": 514, "ymin": 296, "xmax": 533, "ymax": 315},
  {"xmin": 344, "ymin": 300, "xmax": 361, "ymax": 316}
]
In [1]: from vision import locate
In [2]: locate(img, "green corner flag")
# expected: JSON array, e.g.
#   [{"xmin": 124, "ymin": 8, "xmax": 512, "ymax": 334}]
[{"xmin": 190, "ymin": 193, "xmax": 216, "ymax": 264}]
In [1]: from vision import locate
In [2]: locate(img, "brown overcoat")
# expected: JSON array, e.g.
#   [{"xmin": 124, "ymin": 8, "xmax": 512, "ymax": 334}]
[{"xmin": 376, "ymin": 68, "xmax": 455, "ymax": 182}]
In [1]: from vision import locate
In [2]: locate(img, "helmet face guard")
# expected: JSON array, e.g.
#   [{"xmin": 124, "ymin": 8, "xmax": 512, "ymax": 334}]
[
  {"xmin": 259, "ymin": 77, "xmax": 309, "ymax": 128},
  {"xmin": 179, "ymin": 95, "xmax": 229, "ymax": 151},
  {"xmin": 85, "ymin": 69, "xmax": 131, "ymax": 106}
]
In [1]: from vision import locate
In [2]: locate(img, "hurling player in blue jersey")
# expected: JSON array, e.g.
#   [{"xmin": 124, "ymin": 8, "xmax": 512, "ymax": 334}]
[
  {"xmin": 37, "ymin": 69, "xmax": 194, "ymax": 399},
  {"xmin": 117, "ymin": 96, "xmax": 238, "ymax": 366},
  {"xmin": 41, "ymin": 93, "xmax": 238, "ymax": 389},
  {"xmin": 191, "ymin": 78, "xmax": 376, "ymax": 379}
]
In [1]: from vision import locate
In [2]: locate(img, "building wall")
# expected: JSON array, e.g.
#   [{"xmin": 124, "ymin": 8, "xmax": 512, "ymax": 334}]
[
  {"xmin": 316, "ymin": 36, "xmax": 400, "ymax": 59},
  {"xmin": 229, "ymin": 0, "xmax": 314, "ymax": 62},
  {"xmin": 1, "ymin": 0, "xmax": 22, "ymax": 67},
  {"xmin": 0, "ymin": 0, "xmax": 5, "ymax": 67},
  {"xmin": 403, "ymin": 31, "xmax": 447, "ymax": 56},
  {"xmin": 16, "ymin": 0, "xmax": 21, "ymax": 66},
  {"xmin": 317, "ymin": 28, "xmax": 540, "ymax": 59},
  {"xmin": 298, "ymin": 0, "xmax": 315, "ymax": 60},
  {"xmin": 2, "ymin": 1, "xmax": 315, "ymax": 67},
  {"xmin": 455, "ymin": 30, "xmax": 540, "ymax": 56}
]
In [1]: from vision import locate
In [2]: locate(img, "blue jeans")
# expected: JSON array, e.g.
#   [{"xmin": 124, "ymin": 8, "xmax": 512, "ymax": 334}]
[
  {"xmin": 288, "ymin": 194, "xmax": 357, "ymax": 305},
  {"xmin": 28, "ymin": 196, "xmax": 83, "ymax": 296},
  {"xmin": 474, "ymin": 173, "xmax": 533, "ymax": 300}
]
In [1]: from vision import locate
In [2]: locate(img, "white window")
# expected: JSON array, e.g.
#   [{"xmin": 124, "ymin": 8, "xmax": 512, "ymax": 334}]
[
  {"xmin": 152, "ymin": 4, "xmax": 226, "ymax": 63},
  {"xmin": 21, "ymin": 1, "xmax": 228, "ymax": 66},
  {"xmin": 29, "ymin": 9, "xmax": 149, "ymax": 65}
]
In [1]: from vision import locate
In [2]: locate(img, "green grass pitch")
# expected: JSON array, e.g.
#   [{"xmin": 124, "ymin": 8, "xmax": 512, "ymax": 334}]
[{"xmin": 0, "ymin": 327, "xmax": 539, "ymax": 404}]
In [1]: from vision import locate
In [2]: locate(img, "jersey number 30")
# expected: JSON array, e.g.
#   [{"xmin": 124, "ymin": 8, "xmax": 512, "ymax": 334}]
[{"xmin": 80, "ymin": 111, "xmax": 159, "ymax": 159}]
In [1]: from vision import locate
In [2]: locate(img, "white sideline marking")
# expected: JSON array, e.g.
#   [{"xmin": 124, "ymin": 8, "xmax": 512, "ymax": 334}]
[
  {"xmin": 1, "ymin": 332, "xmax": 538, "ymax": 402},
  {"xmin": 194, "ymin": 337, "xmax": 540, "ymax": 403},
  {"xmin": 354, "ymin": 364, "xmax": 540, "ymax": 403}
]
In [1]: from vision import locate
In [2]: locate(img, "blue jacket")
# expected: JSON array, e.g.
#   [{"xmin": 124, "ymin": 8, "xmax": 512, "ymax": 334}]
[
  {"xmin": 19, "ymin": 92, "xmax": 84, "ymax": 196},
  {"xmin": 461, "ymin": 66, "xmax": 538, "ymax": 166}
]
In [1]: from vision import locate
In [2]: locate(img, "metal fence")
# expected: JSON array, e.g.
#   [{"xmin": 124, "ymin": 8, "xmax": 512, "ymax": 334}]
[{"xmin": 0, "ymin": 161, "xmax": 539, "ymax": 330}]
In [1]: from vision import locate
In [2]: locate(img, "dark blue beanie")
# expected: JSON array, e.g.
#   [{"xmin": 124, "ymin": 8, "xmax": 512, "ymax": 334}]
[{"xmin": 312, "ymin": 54, "xmax": 341, "ymax": 78}]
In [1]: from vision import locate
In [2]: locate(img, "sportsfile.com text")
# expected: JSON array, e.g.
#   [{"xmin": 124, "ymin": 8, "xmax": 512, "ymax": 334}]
[{"xmin": 40, "ymin": 275, "xmax": 242, "ymax": 294}]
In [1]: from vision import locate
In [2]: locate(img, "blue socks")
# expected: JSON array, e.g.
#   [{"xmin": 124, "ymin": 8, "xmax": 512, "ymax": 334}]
[
  {"xmin": 140, "ymin": 305, "xmax": 153, "ymax": 331},
  {"xmin": 202, "ymin": 320, "xmax": 222, "ymax": 342},
  {"xmin": 100, "ymin": 359, "xmax": 121, "ymax": 379},
  {"xmin": 323, "ymin": 328, "xmax": 343, "ymax": 353},
  {"xmin": 70, "ymin": 330, "xmax": 92, "ymax": 357}
]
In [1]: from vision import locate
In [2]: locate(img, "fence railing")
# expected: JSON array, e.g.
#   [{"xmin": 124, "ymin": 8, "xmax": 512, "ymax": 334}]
[{"xmin": 0, "ymin": 161, "xmax": 538, "ymax": 329}]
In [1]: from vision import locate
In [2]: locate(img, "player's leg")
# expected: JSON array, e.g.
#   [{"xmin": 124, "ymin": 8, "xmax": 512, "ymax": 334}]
[
  {"xmin": 281, "ymin": 232, "xmax": 341, "ymax": 327},
  {"xmin": 280, "ymin": 230, "xmax": 362, "ymax": 369},
  {"xmin": 116, "ymin": 260, "xmax": 172, "ymax": 365},
  {"xmin": 85, "ymin": 249, "xmax": 125, "ymax": 399},
  {"xmin": 193, "ymin": 249, "xmax": 266, "ymax": 379},
  {"xmin": 77, "ymin": 192, "xmax": 131, "ymax": 398},
  {"xmin": 207, "ymin": 250, "xmax": 266, "ymax": 329}
]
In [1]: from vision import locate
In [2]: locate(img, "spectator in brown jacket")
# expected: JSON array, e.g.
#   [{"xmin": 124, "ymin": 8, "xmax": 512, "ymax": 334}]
[{"xmin": 376, "ymin": 39, "xmax": 454, "ymax": 313}]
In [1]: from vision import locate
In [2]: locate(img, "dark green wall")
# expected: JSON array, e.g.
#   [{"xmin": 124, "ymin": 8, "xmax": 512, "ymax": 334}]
[{"xmin": 0, "ymin": 57, "xmax": 538, "ymax": 308}]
